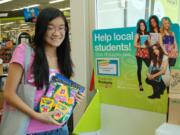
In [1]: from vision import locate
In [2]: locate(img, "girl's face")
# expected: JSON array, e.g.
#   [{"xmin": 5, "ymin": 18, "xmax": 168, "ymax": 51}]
[
  {"xmin": 163, "ymin": 19, "xmax": 170, "ymax": 30},
  {"xmin": 140, "ymin": 22, "xmax": 145, "ymax": 31},
  {"xmin": 44, "ymin": 17, "xmax": 66, "ymax": 48},
  {"xmin": 150, "ymin": 18, "xmax": 157, "ymax": 28},
  {"xmin": 152, "ymin": 46, "xmax": 159, "ymax": 56}
]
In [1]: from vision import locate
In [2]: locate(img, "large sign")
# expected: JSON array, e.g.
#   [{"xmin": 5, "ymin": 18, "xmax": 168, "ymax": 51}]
[{"xmin": 92, "ymin": 23, "xmax": 180, "ymax": 113}]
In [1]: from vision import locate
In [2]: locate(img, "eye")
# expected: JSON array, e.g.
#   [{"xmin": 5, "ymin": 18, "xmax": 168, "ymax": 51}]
[
  {"xmin": 47, "ymin": 26, "xmax": 54, "ymax": 31},
  {"xmin": 59, "ymin": 27, "xmax": 65, "ymax": 30}
]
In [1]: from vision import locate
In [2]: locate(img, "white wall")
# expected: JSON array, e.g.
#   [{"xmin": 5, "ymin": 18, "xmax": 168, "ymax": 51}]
[
  {"xmin": 100, "ymin": 104, "xmax": 166, "ymax": 135},
  {"xmin": 70, "ymin": 0, "xmax": 95, "ymax": 127}
]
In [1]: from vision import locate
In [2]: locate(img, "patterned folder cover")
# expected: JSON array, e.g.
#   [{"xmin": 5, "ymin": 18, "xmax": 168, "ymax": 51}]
[{"xmin": 39, "ymin": 73, "xmax": 85, "ymax": 123}]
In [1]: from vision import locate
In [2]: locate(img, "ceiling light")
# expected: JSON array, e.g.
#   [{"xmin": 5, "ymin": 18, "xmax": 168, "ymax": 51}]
[
  {"xmin": 12, "ymin": 4, "xmax": 40, "ymax": 11},
  {"xmin": 0, "ymin": 0, "xmax": 12, "ymax": 4},
  {"xmin": 21, "ymin": 26, "xmax": 30, "ymax": 29},
  {"xmin": 20, "ymin": 23, "xmax": 28, "ymax": 26},
  {"xmin": 0, "ymin": 13, "xmax": 8, "ymax": 17},
  {"xmin": 0, "ymin": 22, "xmax": 15, "ymax": 25},
  {"xmin": 25, "ymin": 4, "xmax": 40, "ymax": 8},
  {"xmin": 49, "ymin": 0, "xmax": 64, "ymax": 4},
  {"xmin": 60, "ymin": 7, "xmax": 70, "ymax": 11}
]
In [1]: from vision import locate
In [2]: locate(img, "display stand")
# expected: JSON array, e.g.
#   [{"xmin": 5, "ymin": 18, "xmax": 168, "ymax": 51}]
[{"xmin": 155, "ymin": 123, "xmax": 180, "ymax": 135}]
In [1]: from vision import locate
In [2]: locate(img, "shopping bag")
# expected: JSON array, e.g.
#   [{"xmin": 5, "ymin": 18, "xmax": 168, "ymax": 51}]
[{"xmin": 0, "ymin": 44, "xmax": 36, "ymax": 135}]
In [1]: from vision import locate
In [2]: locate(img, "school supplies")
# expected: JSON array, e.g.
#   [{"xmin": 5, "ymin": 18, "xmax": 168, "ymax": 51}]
[
  {"xmin": 39, "ymin": 73, "xmax": 85, "ymax": 123},
  {"xmin": 150, "ymin": 33, "xmax": 159, "ymax": 46},
  {"xmin": 140, "ymin": 35, "xmax": 148, "ymax": 46}
]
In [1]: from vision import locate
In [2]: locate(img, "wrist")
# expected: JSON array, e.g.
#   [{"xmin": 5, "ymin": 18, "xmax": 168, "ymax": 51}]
[{"xmin": 31, "ymin": 111, "xmax": 40, "ymax": 120}]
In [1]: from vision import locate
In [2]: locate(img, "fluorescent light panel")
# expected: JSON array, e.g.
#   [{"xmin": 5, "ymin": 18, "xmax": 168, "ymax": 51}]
[
  {"xmin": 49, "ymin": 0, "xmax": 64, "ymax": 4},
  {"xmin": 0, "ymin": 0, "xmax": 12, "ymax": 4},
  {"xmin": 0, "ymin": 22, "xmax": 14, "ymax": 25},
  {"xmin": 12, "ymin": 4, "xmax": 40, "ymax": 11},
  {"xmin": 60, "ymin": 7, "xmax": 70, "ymax": 11},
  {"xmin": 20, "ymin": 23, "xmax": 28, "ymax": 26}
]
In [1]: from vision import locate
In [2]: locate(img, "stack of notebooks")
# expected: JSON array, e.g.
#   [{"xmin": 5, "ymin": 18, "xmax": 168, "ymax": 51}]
[
  {"xmin": 150, "ymin": 33, "xmax": 159, "ymax": 46},
  {"xmin": 39, "ymin": 73, "xmax": 85, "ymax": 123},
  {"xmin": 140, "ymin": 35, "xmax": 149, "ymax": 46}
]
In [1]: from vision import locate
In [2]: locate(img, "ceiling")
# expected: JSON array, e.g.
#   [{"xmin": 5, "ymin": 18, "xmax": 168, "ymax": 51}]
[
  {"xmin": 0, "ymin": 0, "xmax": 70, "ymax": 39},
  {"xmin": 0, "ymin": 0, "xmax": 70, "ymax": 11}
]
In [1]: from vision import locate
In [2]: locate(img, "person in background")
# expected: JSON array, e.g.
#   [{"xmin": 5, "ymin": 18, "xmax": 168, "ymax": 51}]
[
  {"xmin": 134, "ymin": 19, "xmax": 150, "ymax": 91},
  {"xmin": 160, "ymin": 17, "xmax": 178, "ymax": 67},
  {"xmin": 146, "ymin": 44, "xmax": 170, "ymax": 99},
  {"xmin": 3, "ymin": 7, "xmax": 84, "ymax": 135}
]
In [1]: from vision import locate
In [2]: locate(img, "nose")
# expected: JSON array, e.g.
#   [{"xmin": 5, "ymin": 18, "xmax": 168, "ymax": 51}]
[{"xmin": 52, "ymin": 29, "xmax": 62, "ymax": 36}]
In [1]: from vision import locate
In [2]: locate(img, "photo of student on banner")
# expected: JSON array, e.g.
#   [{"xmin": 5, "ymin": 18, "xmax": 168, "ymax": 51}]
[
  {"xmin": 134, "ymin": 19, "xmax": 150, "ymax": 91},
  {"xmin": 146, "ymin": 44, "xmax": 170, "ymax": 99},
  {"xmin": 160, "ymin": 17, "xmax": 178, "ymax": 67},
  {"xmin": 148, "ymin": 15, "xmax": 167, "ymax": 59}
]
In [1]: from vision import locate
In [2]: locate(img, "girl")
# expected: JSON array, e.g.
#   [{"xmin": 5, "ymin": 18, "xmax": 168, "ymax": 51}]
[
  {"xmin": 134, "ymin": 19, "xmax": 150, "ymax": 91},
  {"xmin": 160, "ymin": 17, "xmax": 178, "ymax": 67},
  {"xmin": 2, "ymin": 7, "xmax": 84, "ymax": 135},
  {"xmin": 148, "ymin": 15, "xmax": 167, "ymax": 56},
  {"xmin": 146, "ymin": 44, "xmax": 170, "ymax": 99}
]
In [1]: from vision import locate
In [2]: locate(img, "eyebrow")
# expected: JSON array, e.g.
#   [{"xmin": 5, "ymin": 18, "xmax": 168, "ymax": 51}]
[{"xmin": 48, "ymin": 24, "xmax": 65, "ymax": 26}]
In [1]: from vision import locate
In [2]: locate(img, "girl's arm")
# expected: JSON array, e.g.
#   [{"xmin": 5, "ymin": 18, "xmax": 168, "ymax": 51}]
[
  {"xmin": 159, "ymin": 34, "xmax": 168, "ymax": 55},
  {"xmin": 134, "ymin": 34, "xmax": 141, "ymax": 48},
  {"xmin": 3, "ymin": 63, "xmax": 60, "ymax": 126},
  {"xmin": 151, "ymin": 56, "xmax": 168, "ymax": 79},
  {"xmin": 173, "ymin": 32, "xmax": 178, "ymax": 53}
]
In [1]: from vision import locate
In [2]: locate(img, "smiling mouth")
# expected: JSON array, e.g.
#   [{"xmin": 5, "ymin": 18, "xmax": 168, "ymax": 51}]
[{"xmin": 51, "ymin": 38, "xmax": 61, "ymax": 40}]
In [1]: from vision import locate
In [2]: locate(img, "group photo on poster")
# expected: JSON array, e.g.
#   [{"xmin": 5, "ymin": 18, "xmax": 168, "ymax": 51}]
[
  {"xmin": 134, "ymin": 15, "xmax": 178, "ymax": 99},
  {"xmin": 92, "ymin": 15, "xmax": 179, "ymax": 113}
]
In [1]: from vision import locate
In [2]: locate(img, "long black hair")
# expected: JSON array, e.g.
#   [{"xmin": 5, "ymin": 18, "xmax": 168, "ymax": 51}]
[
  {"xmin": 136, "ymin": 19, "xmax": 148, "ymax": 35},
  {"xmin": 32, "ymin": 7, "xmax": 73, "ymax": 89},
  {"xmin": 149, "ymin": 15, "xmax": 160, "ymax": 33},
  {"xmin": 136, "ymin": 19, "xmax": 148, "ymax": 43},
  {"xmin": 152, "ymin": 44, "xmax": 164, "ymax": 67}
]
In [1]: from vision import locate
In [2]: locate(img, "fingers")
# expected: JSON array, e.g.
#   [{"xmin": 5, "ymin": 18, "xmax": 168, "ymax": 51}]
[
  {"xmin": 47, "ymin": 109, "xmax": 60, "ymax": 116},
  {"xmin": 41, "ymin": 110, "xmax": 61, "ymax": 126},
  {"xmin": 50, "ymin": 117, "xmax": 61, "ymax": 126},
  {"xmin": 76, "ymin": 92, "xmax": 85, "ymax": 104}
]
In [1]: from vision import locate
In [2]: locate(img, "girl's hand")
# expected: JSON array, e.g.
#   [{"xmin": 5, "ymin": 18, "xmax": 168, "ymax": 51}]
[
  {"xmin": 150, "ymin": 74, "xmax": 155, "ymax": 80},
  {"xmin": 137, "ymin": 45, "xmax": 141, "ymax": 48},
  {"xmin": 147, "ymin": 73, "xmax": 151, "ymax": 79},
  {"xmin": 147, "ymin": 74, "xmax": 154, "ymax": 80},
  {"xmin": 34, "ymin": 110, "xmax": 61, "ymax": 126},
  {"xmin": 75, "ymin": 92, "xmax": 85, "ymax": 104},
  {"xmin": 140, "ymin": 45, "xmax": 146, "ymax": 48}
]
